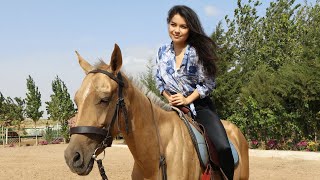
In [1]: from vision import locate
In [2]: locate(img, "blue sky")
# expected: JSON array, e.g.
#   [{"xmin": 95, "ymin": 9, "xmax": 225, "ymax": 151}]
[{"xmin": 0, "ymin": 0, "xmax": 314, "ymax": 118}]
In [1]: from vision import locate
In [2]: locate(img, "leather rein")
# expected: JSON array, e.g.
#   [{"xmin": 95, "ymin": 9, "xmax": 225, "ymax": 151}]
[{"xmin": 69, "ymin": 69, "xmax": 129, "ymax": 180}]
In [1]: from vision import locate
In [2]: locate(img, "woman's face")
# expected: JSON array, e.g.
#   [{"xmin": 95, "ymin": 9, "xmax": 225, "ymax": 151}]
[{"xmin": 168, "ymin": 14, "xmax": 189, "ymax": 45}]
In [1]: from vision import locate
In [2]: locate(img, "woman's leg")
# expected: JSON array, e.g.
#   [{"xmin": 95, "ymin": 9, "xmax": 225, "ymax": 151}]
[{"xmin": 196, "ymin": 108, "xmax": 234, "ymax": 180}]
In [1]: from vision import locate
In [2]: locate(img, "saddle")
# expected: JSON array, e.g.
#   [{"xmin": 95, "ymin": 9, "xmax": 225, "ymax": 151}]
[{"xmin": 172, "ymin": 106, "xmax": 239, "ymax": 180}]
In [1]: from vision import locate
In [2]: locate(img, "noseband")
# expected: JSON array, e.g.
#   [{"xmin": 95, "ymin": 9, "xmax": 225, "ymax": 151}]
[{"xmin": 69, "ymin": 69, "xmax": 129, "ymax": 180}]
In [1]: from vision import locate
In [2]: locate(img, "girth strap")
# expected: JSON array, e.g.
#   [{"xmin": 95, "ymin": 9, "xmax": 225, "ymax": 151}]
[{"xmin": 159, "ymin": 155, "xmax": 167, "ymax": 180}]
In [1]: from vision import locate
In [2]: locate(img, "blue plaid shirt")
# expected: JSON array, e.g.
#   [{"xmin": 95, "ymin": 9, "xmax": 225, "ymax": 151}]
[{"xmin": 155, "ymin": 43, "xmax": 216, "ymax": 114}]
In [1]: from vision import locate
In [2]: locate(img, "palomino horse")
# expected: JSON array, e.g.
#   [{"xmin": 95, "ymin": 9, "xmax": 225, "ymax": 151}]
[{"xmin": 64, "ymin": 44, "xmax": 249, "ymax": 180}]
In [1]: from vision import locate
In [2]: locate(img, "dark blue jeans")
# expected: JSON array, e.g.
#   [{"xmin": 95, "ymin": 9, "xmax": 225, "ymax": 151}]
[{"xmin": 193, "ymin": 97, "xmax": 234, "ymax": 180}]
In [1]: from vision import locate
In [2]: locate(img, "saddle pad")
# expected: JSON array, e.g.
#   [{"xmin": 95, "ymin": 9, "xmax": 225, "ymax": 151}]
[{"xmin": 189, "ymin": 121, "xmax": 239, "ymax": 167}]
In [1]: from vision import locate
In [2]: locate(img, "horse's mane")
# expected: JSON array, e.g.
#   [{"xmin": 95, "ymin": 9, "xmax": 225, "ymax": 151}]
[
  {"xmin": 94, "ymin": 61, "xmax": 172, "ymax": 112},
  {"xmin": 129, "ymin": 77, "xmax": 172, "ymax": 111}
]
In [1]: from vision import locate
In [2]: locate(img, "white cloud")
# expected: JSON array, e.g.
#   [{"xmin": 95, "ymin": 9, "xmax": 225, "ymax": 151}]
[
  {"xmin": 204, "ymin": 5, "xmax": 221, "ymax": 17},
  {"xmin": 122, "ymin": 45, "xmax": 157, "ymax": 76}
]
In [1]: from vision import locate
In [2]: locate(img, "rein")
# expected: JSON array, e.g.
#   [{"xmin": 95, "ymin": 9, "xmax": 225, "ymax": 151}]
[
  {"xmin": 147, "ymin": 98, "xmax": 167, "ymax": 180},
  {"xmin": 69, "ymin": 69, "xmax": 129, "ymax": 180}
]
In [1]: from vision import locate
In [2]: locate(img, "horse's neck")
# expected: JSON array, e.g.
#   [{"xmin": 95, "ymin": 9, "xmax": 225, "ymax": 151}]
[
  {"xmin": 123, "ymin": 88, "xmax": 164, "ymax": 148},
  {"xmin": 120, "ymin": 87, "xmax": 202, "ymax": 179},
  {"xmin": 120, "ymin": 87, "xmax": 175, "ymax": 170}
]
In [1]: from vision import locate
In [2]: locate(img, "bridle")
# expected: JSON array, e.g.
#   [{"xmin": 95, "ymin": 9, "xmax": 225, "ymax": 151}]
[
  {"xmin": 69, "ymin": 68, "xmax": 167, "ymax": 180},
  {"xmin": 69, "ymin": 69, "xmax": 129, "ymax": 180}
]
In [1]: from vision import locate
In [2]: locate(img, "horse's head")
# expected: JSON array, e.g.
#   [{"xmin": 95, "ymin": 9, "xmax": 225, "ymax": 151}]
[{"xmin": 64, "ymin": 44, "xmax": 128, "ymax": 175}]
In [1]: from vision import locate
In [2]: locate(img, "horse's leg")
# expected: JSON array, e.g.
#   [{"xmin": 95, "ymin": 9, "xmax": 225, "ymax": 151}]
[{"xmin": 131, "ymin": 161, "xmax": 144, "ymax": 180}]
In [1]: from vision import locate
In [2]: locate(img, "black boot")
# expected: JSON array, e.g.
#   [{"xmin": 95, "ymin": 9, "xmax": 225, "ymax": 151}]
[{"xmin": 218, "ymin": 147, "xmax": 234, "ymax": 180}]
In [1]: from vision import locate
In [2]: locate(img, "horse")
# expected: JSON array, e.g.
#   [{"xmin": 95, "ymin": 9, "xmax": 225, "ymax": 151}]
[{"xmin": 64, "ymin": 44, "xmax": 249, "ymax": 180}]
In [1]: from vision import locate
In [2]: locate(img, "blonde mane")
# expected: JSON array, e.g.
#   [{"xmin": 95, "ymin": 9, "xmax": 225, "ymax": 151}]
[{"xmin": 130, "ymin": 77, "xmax": 172, "ymax": 111}]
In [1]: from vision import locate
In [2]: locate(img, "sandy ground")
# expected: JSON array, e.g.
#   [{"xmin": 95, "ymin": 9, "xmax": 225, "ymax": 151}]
[{"xmin": 0, "ymin": 144, "xmax": 319, "ymax": 180}]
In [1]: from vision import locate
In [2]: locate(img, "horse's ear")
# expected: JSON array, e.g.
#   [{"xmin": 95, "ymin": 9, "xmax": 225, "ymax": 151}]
[
  {"xmin": 75, "ymin": 51, "xmax": 93, "ymax": 74},
  {"xmin": 110, "ymin": 44, "xmax": 122, "ymax": 74}
]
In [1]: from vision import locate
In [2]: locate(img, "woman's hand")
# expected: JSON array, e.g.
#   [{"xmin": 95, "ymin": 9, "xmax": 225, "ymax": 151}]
[
  {"xmin": 162, "ymin": 90, "xmax": 199, "ymax": 106},
  {"xmin": 170, "ymin": 93, "xmax": 189, "ymax": 106}
]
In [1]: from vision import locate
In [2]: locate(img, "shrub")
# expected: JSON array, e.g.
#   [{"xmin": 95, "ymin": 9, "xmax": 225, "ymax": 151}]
[
  {"xmin": 282, "ymin": 139, "xmax": 296, "ymax": 150},
  {"xmin": 250, "ymin": 139, "xmax": 259, "ymax": 149},
  {"xmin": 307, "ymin": 141, "xmax": 319, "ymax": 152},
  {"xmin": 51, "ymin": 137, "xmax": 63, "ymax": 144},
  {"xmin": 296, "ymin": 140, "xmax": 308, "ymax": 151},
  {"xmin": 39, "ymin": 140, "xmax": 48, "ymax": 145},
  {"xmin": 248, "ymin": 139, "xmax": 319, "ymax": 151},
  {"xmin": 266, "ymin": 139, "xmax": 278, "ymax": 150},
  {"xmin": 44, "ymin": 127, "xmax": 55, "ymax": 143}
]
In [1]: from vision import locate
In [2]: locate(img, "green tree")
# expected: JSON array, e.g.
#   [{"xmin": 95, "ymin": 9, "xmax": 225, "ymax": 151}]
[
  {"xmin": 139, "ymin": 59, "xmax": 162, "ymax": 98},
  {"xmin": 274, "ymin": 62, "xmax": 320, "ymax": 140},
  {"xmin": 0, "ymin": 92, "xmax": 5, "ymax": 121},
  {"xmin": 0, "ymin": 92, "xmax": 4, "ymax": 144},
  {"xmin": 4, "ymin": 97, "xmax": 15, "ymax": 126},
  {"xmin": 2, "ymin": 97, "xmax": 25, "ymax": 128},
  {"xmin": 211, "ymin": 0, "xmax": 320, "ymax": 143},
  {"xmin": 297, "ymin": 1, "xmax": 320, "ymax": 62},
  {"xmin": 12, "ymin": 97, "xmax": 25, "ymax": 130},
  {"xmin": 25, "ymin": 75, "xmax": 43, "ymax": 145},
  {"xmin": 211, "ymin": 0, "xmax": 263, "ymax": 122},
  {"xmin": 46, "ymin": 76, "xmax": 76, "ymax": 142}
]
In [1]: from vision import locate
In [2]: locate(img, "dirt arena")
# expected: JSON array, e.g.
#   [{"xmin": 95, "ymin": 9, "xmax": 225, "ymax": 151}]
[{"xmin": 0, "ymin": 144, "xmax": 319, "ymax": 180}]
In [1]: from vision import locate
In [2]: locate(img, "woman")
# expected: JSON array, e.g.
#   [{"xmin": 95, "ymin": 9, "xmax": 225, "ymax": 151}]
[{"xmin": 155, "ymin": 5, "xmax": 234, "ymax": 180}]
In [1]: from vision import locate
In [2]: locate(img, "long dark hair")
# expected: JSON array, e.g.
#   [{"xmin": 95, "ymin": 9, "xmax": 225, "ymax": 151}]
[{"xmin": 167, "ymin": 5, "xmax": 218, "ymax": 77}]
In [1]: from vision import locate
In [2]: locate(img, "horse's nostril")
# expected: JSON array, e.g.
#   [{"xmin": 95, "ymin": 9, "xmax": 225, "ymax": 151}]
[
  {"xmin": 73, "ymin": 152, "xmax": 80, "ymax": 161},
  {"xmin": 73, "ymin": 152, "xmax": 83, "ymax": 168}
]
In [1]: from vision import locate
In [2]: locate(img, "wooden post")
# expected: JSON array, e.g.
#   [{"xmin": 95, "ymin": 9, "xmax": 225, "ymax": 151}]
[
  {"xmin": 5, "ymin": 127, "xmax": 8, "ymax": 145},
  {"xmin": 57, "ymin": 122, "xmax": 59, "ymax": 137},
  {"xmin": 1, "ymin": 126, "xmax": 4, "ymax": 147},
  {"xmin": 35, "ymin": 131, "xmax": 38, "ymax": 146},
  {"xmin": 35, "ymin": 122, "xmax": 38, "ymax": 146}
]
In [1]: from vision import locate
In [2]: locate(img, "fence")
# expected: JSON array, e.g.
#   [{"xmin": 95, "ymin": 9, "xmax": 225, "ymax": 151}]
[
  {"xmin": 0, "ymin": 125, "xmax": 4, "ymax": 146},
  {"xmin": 0, "ymin": 124, "xmax": 64, "ymax": 147}
]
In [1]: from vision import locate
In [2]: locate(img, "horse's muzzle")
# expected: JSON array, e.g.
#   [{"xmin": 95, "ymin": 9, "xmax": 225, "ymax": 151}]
[{"xmin": 64, "ymin": 147, "xmax": 94, "ymax": 175}]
